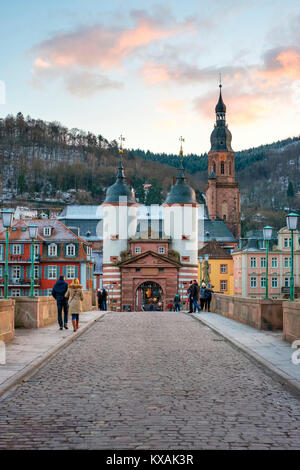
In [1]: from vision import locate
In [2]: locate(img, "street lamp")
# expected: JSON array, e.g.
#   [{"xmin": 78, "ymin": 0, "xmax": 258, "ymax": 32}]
[
  {"xmin": 28, "ymin": 224, "xmax": 38, "ymax": 297},
  {"xmin": 263, "ymin": 226, "xmax": 273, "ymax": 300},
  {"xmin": 204, "ymin": 254, "xmax": 209, "ymax": 284},
  {"xmin": 286, "ymin": 212, "xmax": 299, "ymax": 301},
  {"xmin": 1, "ymin": 209, "xmax": 14, "ymax": 298},
  {"xmin": 198, "ymin": 256, "xmax": 203, "ymax": 283}
]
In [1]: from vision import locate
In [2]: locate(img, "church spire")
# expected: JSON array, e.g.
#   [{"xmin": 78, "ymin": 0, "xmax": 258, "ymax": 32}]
[{"xmin": 210, "ymin": 82, "xmax": 232, "ymax": 152}]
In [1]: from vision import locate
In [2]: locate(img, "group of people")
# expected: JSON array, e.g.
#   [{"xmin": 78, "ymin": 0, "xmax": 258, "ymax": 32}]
[
  {"xmin": 97, "ymin": 288, "xmax": 108, "ymax": 311},
  {"xmin": 167, "ymin": 281, "xmax": 213, "ymax": 313},
  {"xmin": 187, "ymin": 279, "xmax": 213, "ymax": 313},
  {"xmin": 52, "ymin": 275, "xmax": 84, "ymax": 332}
]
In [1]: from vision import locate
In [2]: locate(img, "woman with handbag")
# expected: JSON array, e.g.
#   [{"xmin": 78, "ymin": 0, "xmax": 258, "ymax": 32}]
[{"xmin": 66, "ymin": 278, "xmax": 84, "ymax": 332}]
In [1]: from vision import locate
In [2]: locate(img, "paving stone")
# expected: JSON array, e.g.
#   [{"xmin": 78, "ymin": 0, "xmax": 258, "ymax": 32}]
[{"xmin": 0, "ymin": 311, "xmax": 299, "ymax": 449}]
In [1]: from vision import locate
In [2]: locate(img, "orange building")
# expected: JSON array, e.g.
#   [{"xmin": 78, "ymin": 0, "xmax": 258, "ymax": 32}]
[{"xmin": 198, "ymin": 240, "xmax": 234, "ymax": 295}]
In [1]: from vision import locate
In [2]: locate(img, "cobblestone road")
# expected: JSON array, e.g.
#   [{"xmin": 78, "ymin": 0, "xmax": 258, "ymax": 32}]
[{"xmin": 0, "ymin": 311, "xmax": 299, "ymax": 449}]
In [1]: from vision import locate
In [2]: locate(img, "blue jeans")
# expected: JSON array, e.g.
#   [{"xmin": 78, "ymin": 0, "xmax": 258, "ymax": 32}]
[
  {"xmin": 174, "ymin": 303, "xmax": 180, "ymax": 311},
  {"xmin": 102, "ymin": 300, "xmax": 107, "ymax": 311},
  {"xmin": 57, "ymin": 298, "xmax": 68, "ymax": 328},
  {"xmin": 193, "ymin": 298, "xmax": 201, "ymax": 313}
]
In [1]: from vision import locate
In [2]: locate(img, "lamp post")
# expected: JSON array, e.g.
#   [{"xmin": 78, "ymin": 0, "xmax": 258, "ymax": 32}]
[
  {"xmin": 28, "ymin": 224, "xmax": 38, "ymax": 297},
  {"xmin": 1, "ymin": 209, "xmax": 14, "ymax": 298},
  {"xmin": 263, "ymin": 226, "xmax": 273, "ymax": 300},
  {"xmin": 204, "ymin": 254, "xmax": 209, "ymax": 284},
  {"xmin": 199, "ymin": 256, "xmax": 203, "ymax": 283},
  {"xmin": 87, "ymin": 253, "xmax": 90, "ymax": 291},
  {"xmin": 286, "ymin": 212, "xmax": 299, "ymax": 301}
]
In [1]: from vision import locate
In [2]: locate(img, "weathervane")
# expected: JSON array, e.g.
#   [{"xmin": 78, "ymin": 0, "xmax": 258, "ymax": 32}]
[
  {"xmin": 119, "ymin": 134, "xmax": 125, "ymax": 155},
  {"xmin": 179, "ymin": 136, "xmax": 185, "ymax": 156}
]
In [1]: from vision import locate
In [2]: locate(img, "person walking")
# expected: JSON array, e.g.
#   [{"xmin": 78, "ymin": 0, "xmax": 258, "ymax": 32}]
[
  {"xmin": 52, "ymin": 275, "xmax": 69, "ymax": 330},
  {"xmin": 192, "ymin": 280, "xmax": 201, "ymax": 313},
  {"xmin": 187, "ymin": 281, "xmax": 194, "ymax": 313},
  {"xmin": 205, "ymin": 285, "xmax": 213, "ymax": 312},
  {"xmin": 200, "ymin": 282, "xmax": 207, "ymax": 311},
  {"xmin": 101, "ymin": 287, "xmax": 107, "ymax": 311},
  {"xmin": 173, "ymin": 293, "xmax": 181, "ymax": 312},
  {"xmin": 66, "ymin": 278, "xmax": 84, "ymax": 332},
  {"xmin": 97, "ymin": 288, "xmax": 103, "ymax": 310}
]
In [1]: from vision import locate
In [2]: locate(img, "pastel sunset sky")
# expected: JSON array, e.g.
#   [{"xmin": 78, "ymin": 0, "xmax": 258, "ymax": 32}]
[{"xmin": 1, "ymin": 0, "xmax": 300, "ymax": 154}]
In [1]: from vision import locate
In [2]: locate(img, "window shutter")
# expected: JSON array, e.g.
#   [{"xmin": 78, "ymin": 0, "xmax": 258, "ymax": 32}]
[
  {"xmin": 26, "ymin": 266, "xmax": 30, "ymax": 278},
  {"xmin": 21, "ymin": 266, "xmax": 24, "ymax": 280},
  {"xmin": 75, "ymin": 244, "xmax": 79, "ymax": 257},
  {"xmin": 44, "ymin": 266, "xmax": 48, "ymax": 279},
  {"xmin": 21, "ymin": 244, "xmax": 24, "ymax": 255},
  {"xmin": 63, "ymin": 266, "xmax": 67, "ymax": 278},
  {"xmin": 39, "ymin": 266, "xmax": 42, "ymax": 278},
  {"xmin": 75, "ymin": 266, "xmax": 79, "ymax": 278},
  {"xmin": 63, "ymin": 244, "xmax": 67, "ymax": 257},
  {"xmin": 9, "ymin": 244, "xmax": 13, "ymax": 255}
]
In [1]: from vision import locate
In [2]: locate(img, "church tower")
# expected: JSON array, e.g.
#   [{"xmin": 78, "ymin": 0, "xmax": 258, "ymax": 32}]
[{"xmin": 205, "ymin": 84, "xmax": 241, "ymax": 239}]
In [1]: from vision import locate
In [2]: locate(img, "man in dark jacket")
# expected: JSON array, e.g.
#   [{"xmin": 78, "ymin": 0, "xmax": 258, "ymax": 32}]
[
  {"xmin": 97, "ymin": 289, "xmax": 103, "ymax": 310},
  {"xmin": 192, "ymin": 280, "xmax": 201, "ymax": 313},
  {"xmin": 187, "ymin": 281, "xmax": 193, "ymax": 313},
  {"xmin": 101, "ymin": 287, "xmax": 107, "ymax": 311},
  {"xmin": 52, "ymin": 275, "xmax": 69, "ymax": 330}
]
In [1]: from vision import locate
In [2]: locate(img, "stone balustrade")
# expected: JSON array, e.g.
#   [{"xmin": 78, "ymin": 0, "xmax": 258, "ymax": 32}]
[
  {"xmin": 14, "ymin": 291, "xmax": 94, "ymax": 329},
  {"xmin": 210, "ymin": 293, "xmax": 283, "ymax": 331},
  {"xmin": 282, "ymin": 301, "xmax": 300, "ymax": 343},
  {"xmin": 0, "ymin": 299, "xmax": 15, "ymax": 342}
]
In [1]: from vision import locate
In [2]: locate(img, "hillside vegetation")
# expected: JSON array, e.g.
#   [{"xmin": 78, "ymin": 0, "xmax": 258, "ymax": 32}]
[{"xmin": 1, "ymin": 112, "xmax": 299, "ymax": 233}]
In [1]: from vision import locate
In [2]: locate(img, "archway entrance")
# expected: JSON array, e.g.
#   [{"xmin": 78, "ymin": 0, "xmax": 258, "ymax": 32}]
[{"xmin": 136, "ymin": 281, "xmax": 164, "ymax": 311}]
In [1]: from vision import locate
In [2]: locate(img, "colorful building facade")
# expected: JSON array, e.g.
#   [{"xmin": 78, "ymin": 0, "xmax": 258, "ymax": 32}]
[
  {"xmin": 233, "ymin": 227, "xmax": 300, "ymax": 299},
  {"xmin": 0, "ymin": 218, "xmax": 92, "ymax": 297},
  {"xmin": 198, "ymin": 240, "xmax": 234, "ymax": 295}
]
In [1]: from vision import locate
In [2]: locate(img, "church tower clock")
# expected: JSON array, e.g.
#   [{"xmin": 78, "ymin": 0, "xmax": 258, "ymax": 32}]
[{"xmin": 205, "ymin": 84, "xmax": 241, "ymax": 239}]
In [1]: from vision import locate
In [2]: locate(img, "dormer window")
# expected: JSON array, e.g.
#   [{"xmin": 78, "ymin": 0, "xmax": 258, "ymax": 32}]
[
  {"xmin": 158, "ymin": 247, "xmax": 165, "ymax": 255},
  {"xmin": 48, "ymin": 243, "xmax": 57, "ymax": 257},
  {"xmin": 135, "ymin": 247, "xmax": 141, "ymax": 254},
  {"xmin": 66, "ymin": 244, "xmax": 75, "ymax": 257},
  {"xmin": 44, "ymin": 227, "xmax": 52, "ymax": 237}
]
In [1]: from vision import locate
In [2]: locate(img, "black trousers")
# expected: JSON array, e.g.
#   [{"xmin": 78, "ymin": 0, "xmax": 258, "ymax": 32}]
[
  {"xmin": 189, "ymin": 297, "xmax": 193, "ymax": 312},
  {"xmin": 57, "ymin": 298, "xmax": 69, "ymax": 328},
  {"xmin": 200, "ymin": 298, "xmax": 206, "ymax": 310}
]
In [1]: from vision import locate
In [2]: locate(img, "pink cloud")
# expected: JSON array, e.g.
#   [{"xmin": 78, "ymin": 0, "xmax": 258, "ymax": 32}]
[{"xmin": 32, "ymin": 13, "xmax": 193, "ymax": 72}]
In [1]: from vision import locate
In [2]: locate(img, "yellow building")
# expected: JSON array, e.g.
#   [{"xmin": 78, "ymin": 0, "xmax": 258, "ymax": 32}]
[{"xmin": 198, "ymin": 240, "xmax": 234, "ymax": 295}]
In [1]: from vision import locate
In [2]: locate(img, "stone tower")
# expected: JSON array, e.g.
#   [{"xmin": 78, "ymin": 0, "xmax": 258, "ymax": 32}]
[
  {"xmin": 205, "ymin": 84, "xmax": 241, "ymax": 239},
  {"xmin": 163, "ymin": 140, "xmax": 199, "ymax": 285},
  {"xmin": 101, "ymin": 158, "xmax": 138, "ymax": 311}
]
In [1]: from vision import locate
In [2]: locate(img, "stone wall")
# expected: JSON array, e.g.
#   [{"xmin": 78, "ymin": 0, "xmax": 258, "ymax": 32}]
[
  {"xmin": 210, "ymin": 294, "xmax": 283, "ymax": 330},
  {"xmin": 14, "ymin": 291, "xmax": 94, "ymax": 329},
  {"xmin": 282, "ymin": 301, "xmax": 300, "ymax": 343},
  {"xmin": 0, "ymin": 299, "xmax": 15, "ymax": 342}
]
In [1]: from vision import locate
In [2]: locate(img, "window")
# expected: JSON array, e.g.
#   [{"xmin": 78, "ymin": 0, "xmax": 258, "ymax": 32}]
[
  {"xmin": 48, "ymin": 243, "xmax": 57, "ymax": 257},
  {"xmin": 135, "ymin": 247, "xmax": 141, "ymax": 254},
  {"xmin": 66, "ymin": 244, "xmax": 75, "ymax": 257},
  {"xmin": 34, "ymin": 244, "xmax": 39, "ymax": 256},
  {"xmin": 0, "ymin": 266, "xmax": 2, "ymax": 278},
  {"xmin": 66, "ymin": 266, "xmax": 75, "ymax": 279},
  {"xmin": 261, "ymin": 277, "xmax": 266, "ymax": 288},
  {"xmin": 34, "ymin": 265, "xmax": 40, "ymax": 279},
  {"xmin": 260, "ymin": 257, "xmax": 266, "ymax": 268},
  {"xmin": 11, "ymin": 289, "xmax": 21, "ymax": 297},
  {"xmin": 271, "ymin": 257, "xmax": 278, "ymax": 268},
  {"xmin": 135, "ymin": 268, "xmax": 141, "ymax": 272},
  {"xmin": 221, "ymin": 162, "xmax": 225, "ymax": 174},
  {"xmin": 284, "ymin": 238, "xmax": 291, "ymax": 248},
  {"xmin": 284, "ymin": 257, "xmax": 291, "ymax": 268},
  {"xmin": 12, "ymin": 244, "xmax": 22, "ymax": 255},
  {"xmin": 158, "ymin": 267, "xmax": 164, "ymax": 272},
  {"xmin": 260, "ymin": 240, "xmax": 266, "ymax": 249},
  {"xmin": 158, "ymin": 247, "xmax": 165, "ymax": 255},
  {"xmin": 34, "ymin": 289, "xmax": 39, "ymax": 297},
  {"xmin": 48, "ymin": 266, "xmax": 57, "ymax": 279},
  {"xmin": 250, "ymin": 277, "xmax": 257, "ymax": 288},
  {"xmin": 271, "ymin": 277, "xmax": 278, "ymax": 288},
  {"xmin": 284, "ymin": 277, "xmax": 290, "ymax": 287},
  {"xmin": 250, "ymin": 257, "xmax": 257, "ymax": 268},
  {"xmin": 220, "ymin": 264, "xmax": 227, "ymax": 273},
  {"xmin": 220, "ymin": 280, "xmax": 227, "ymax": 291},
  {"xmin": 12, "ymin": 266, "xmax": 21, "ymax": 279},
  {"xmin": 43, "ymin": 227, "xmax": 51, "ymax": 237}
]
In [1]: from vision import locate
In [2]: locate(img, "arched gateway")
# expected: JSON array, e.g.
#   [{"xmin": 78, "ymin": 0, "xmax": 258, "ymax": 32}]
[{"xmin": 136, "ymin": 281, "xmax": 163, "ymax": 311}]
